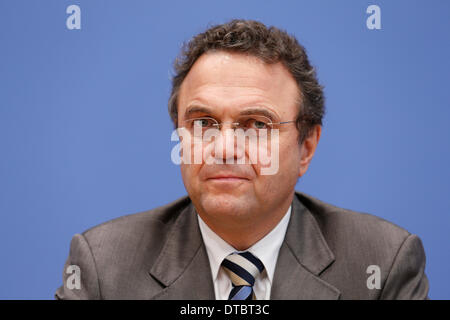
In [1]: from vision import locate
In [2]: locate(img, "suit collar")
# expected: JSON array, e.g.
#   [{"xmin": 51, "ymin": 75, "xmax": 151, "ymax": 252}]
[
  {"xmin": 286, "ymin": 193, "xmax": 335, "ymax": 275},
  {"xmin": 270, "ymin": 193, "xmax": 341, "ymax": 299},
  {"xmin": 148, "ymin": 193, "xmax": 340, "ymax": 299},
  {"xmin": 148, "ymin": 202, "xmax": 215, "ymax": 299}
]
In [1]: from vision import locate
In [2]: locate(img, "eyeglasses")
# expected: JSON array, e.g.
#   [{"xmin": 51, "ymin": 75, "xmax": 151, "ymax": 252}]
[{"xmin": 181, "ymin": 115, "xmax": 296, "ymax": 134}]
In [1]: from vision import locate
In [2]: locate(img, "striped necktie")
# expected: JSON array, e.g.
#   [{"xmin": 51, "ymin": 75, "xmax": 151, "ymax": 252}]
[{"xmin": 221, "ymin": 251, "xmax": 265, "ymax": 300}]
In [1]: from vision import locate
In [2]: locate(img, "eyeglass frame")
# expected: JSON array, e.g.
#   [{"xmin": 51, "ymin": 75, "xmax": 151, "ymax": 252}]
[{"xmin": 180, "ymin": 115, "xmax": 296, "ymax": 132}]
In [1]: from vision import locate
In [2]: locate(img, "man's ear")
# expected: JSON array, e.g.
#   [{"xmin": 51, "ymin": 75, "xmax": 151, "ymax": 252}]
[{"xmin": 299, "ymin": 125, "xmax": 322, "ymax": 177}]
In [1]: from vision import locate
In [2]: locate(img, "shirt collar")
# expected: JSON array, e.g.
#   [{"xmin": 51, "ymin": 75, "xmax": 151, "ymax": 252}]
[{"xmin": 197, "ymin": 205, "xmax": 292, "ymax": 284}]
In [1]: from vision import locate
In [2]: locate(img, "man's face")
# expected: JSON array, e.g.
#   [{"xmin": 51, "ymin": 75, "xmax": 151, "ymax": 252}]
[{"xmin": 177, "ymin": 51, "xmax": 310, "ymax": 228}]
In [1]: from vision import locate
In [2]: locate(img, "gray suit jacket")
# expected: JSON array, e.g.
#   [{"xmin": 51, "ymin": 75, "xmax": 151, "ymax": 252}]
[{"xmin": 55, "ymin": 192, "xmax": 429, "ymax": 299}]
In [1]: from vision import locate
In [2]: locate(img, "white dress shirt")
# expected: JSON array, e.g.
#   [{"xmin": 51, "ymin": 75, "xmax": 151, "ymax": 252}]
[{"xmin": 197, "ymin": 205, "xmax": 292, "ymax": 300}]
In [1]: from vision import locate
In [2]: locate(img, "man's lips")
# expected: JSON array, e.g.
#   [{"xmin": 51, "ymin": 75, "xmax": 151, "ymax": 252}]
[
  {"xmin": 203, "ymin": 172, "xmax": 252, "ymax": 189},
  {"xmin": 206, "ymin": 175, "xmax": 250, "ymax": 181}
]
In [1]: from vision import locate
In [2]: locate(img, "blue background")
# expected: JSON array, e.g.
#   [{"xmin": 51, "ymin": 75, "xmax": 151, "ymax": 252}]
[{"xmin": 0, "ymin": 0, "xmax": 449, "ymax": 299}]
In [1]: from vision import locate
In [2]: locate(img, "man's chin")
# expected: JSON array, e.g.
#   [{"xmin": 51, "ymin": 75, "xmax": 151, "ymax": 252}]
[{"xmin": 198, "ymin": 193, "xmax": 253, "ymax": 218}]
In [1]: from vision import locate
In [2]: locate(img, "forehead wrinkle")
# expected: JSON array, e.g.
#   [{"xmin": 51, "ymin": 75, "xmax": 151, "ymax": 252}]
[
  {"xmin": 185, "ymin": 54, "xmax": 283, "ymax": 92},
  {"xmin": 184, "ymin": 76, "xmax": 274, "ymax": 96},
  {"xmin": 178, "ymin": 52, "xmax": 301, "ymax": 121},
  {"xmin": 183, "ymin": 88, "xmax": 292, "ymax": 122}
]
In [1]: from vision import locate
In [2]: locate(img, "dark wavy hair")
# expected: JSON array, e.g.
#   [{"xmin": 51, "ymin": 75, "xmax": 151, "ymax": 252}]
[{"xmin": 168, "ymin": 19, "xmax": 325, "ymax": 143}]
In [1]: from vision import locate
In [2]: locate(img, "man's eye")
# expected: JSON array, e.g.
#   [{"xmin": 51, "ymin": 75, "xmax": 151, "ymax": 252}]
[
  {"xmin": 193, "ymin": 119, "xmax": 213, "ymax": 127},
  {"xmin": 246, "ymin": 119, "xmax": 270, "ymax": 130},
  {"xmin": 254, "ymin": 121, "xmax": 268, "ymax": 129}
]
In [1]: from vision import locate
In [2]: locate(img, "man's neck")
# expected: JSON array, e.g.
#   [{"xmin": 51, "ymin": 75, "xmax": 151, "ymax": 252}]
[{"xmin": 196, "ymin": 195, "xmax": 293, "ymax": 251}]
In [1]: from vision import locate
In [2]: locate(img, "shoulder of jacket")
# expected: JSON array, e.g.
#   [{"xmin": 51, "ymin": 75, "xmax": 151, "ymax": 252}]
[
  {"xmin": 81, "ymin": 195, "xmax": 192, "ymax": 242},
  {"xmin": 294, "ymin": 191, "xmax": 411, "ymax": 244}
]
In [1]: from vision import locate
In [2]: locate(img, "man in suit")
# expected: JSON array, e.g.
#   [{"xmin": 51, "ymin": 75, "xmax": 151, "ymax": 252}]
[{"xmin": 55, "ymin": 19, "xmax": 429, "ymax": 300}]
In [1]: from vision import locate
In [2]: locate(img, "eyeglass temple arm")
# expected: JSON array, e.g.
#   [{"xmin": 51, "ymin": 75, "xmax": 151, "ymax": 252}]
[{"xmin": 271, "ymin": 120, "xmax": 296, "ymax": 125}]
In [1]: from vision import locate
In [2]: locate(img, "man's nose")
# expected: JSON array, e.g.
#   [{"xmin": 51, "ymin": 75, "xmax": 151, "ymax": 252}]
[{"xmin": 211, "ymin": 126, "xmax": 245, "ymax": 163}]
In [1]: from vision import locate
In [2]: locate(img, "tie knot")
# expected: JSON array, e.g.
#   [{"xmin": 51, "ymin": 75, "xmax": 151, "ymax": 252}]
[{"xmin": 221, "ymin": 251, "xmax": 265, "ymax": 287}]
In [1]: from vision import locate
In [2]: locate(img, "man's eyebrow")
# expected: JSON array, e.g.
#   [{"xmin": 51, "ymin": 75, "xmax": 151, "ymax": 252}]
[
  {"xmin": 239, "ymin": 107, "xmax": 279, "ymax": 121},
  {"xmin": 184, "ymin": 105, "xmax": 214, "ymax": 118},
  {"xmin": 184, "ymin": 105, "xmax": 280, "ymax": 120}
]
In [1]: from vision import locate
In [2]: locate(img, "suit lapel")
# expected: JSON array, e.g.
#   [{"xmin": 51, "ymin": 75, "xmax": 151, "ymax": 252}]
[
  {"xmin": 148, "ymin": 193, "xmax": 340, "ymax": 300},
  {"xmin": 148, "ymin": 202, "xmax": 215, "ymax": 299},
  {"xmin": 271, "ymin": 193, "xmax": 341, "ymax": 299}
]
